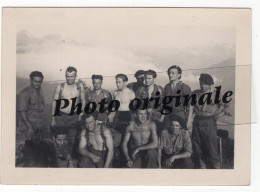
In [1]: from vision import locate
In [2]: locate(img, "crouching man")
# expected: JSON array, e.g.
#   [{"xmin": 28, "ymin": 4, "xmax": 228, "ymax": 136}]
[
  {"xmin": 78, "ymin": 113, "xmax": 114, "ymax": 168},
  {"xmin": 122, "ymin": 109, "xmax": 159, "ymax": 168}
]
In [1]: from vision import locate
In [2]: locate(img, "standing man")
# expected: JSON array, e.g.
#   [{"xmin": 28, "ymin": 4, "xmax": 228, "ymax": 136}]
[
  {"xmin": 127, "ymin": 70, "xmax": 146, "ymax": 93},
  {"xmin": 17, "ymin": 71, "xmax": 45, "ymax": 139},
  {"xmin": 122, "ymin": 109, "xmax": 159, "ymax": 168},
  {"xmin": 111, "ymin": 74, "xmax": 135, "ymax": 132},
  {"xmin": 136, "ymin": 70, "xmax": 164, "ymax": 134},
  {"xmin": 51, "ymin": 66, "xmax": 86, "ymax": 157},
  {"xmin": 78, "ymin": 113, "xmax": 114, "ymax": 168},
  {"xmin": 163, "ymin": 65, "xmax": 191, "ymax": 130},
  {"xmin": 85, "ymin": 74, "xmax": 112, "ymax": 123},
  {"xmin": 187, "ymin": 73, "xmax": 229, "ymax": 169}
]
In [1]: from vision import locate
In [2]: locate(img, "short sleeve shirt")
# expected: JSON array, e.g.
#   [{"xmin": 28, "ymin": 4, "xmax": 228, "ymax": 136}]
[
  {"xmin": 17, "ymin": 86, "xmax": 45, "ymax": 113},
  {"xmin": 192, "ymin": 89, "xmax": 225, "ymax": 116},
  {"xmin": 159, "ymin": 129, "xmax": 192, "ymax": 155}
]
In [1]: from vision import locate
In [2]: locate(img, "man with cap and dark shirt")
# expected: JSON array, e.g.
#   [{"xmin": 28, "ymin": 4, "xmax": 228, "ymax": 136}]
[
  {"xmin": 127, "ymin": 70, "xmax": 146, "ymax": 93},
  {"xmin": 162, "ymin": 65, "xmax": 191, "ymax": 130},
  {"xmin": 187, "ymin": 73, "xmax": 229, "ymax": 169}
]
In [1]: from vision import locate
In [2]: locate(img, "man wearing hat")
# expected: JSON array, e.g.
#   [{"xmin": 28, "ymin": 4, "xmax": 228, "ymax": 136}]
[
  {"xmin": 127, "ymin": 70, "xmax": 146, "ymax": 93},
  {"xmin": 187, "ymin": 73, "xmax": 226, "ymax": 169},
  {"xmin": 162, "ymin": 65, "xmax": 191, "ymax": 130}
]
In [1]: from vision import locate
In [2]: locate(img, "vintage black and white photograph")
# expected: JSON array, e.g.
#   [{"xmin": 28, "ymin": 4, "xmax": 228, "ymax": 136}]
[
  {"xmin": 15, "ymin": 9, "xmax": 235, "ymax": 169},
  {"xmin": 1, "ymin": 8, "xmax": 251, "ymax": 185}
]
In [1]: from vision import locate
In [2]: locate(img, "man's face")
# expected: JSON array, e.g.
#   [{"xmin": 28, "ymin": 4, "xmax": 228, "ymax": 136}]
[
  {"xmin": 200, "ymin": 80, "xmax": 211, "ymax": 92},
  {"xmin": 170, "ymin": 121, "xmax": 181, "ymax": 134},
  {"xmin": 145, "ymin": 74, "xmax": 154, "ymax": 86},
  {"xmin": 136, "ymin": 75, "xmax": 145, "ymax": 84},
  {"xmin": 55, "ymin": 134, "xmax": 68, "ymax": 146},
  {"xmin": 31, "ymin": 76, "xmax": 43, "ymax": 89},
  {"xmin": 136, "ymin": 110, "xmax": 148, "ymax": 123},
  {"xmin": 92, "ymin": 79, "xmax": 102, "ymax": 90},
  {"xmin": 65, "ymin": 71, "xmax": 77, "ymax": 85},
  {"xmin": 168, "ymin": 68, "xmax": 180, "ymax": 81},
  {"xmin": 116, "ymin": 78, "xmax": 127, "ymax": 90},
  {"xmin": 84, "ymin": 116, "xmax": 96, "ymax": 132}
]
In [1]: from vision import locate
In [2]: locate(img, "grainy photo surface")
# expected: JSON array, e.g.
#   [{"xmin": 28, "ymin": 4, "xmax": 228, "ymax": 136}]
[{"xmin": 1, "ymin": 8, "xmax": 251, "ymax": 185}]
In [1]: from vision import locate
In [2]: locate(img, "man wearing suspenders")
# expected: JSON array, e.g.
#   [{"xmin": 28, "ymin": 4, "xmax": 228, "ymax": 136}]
[{"xmin": 51, "ymin": 66, "xmax": 86, "ymax": 158}]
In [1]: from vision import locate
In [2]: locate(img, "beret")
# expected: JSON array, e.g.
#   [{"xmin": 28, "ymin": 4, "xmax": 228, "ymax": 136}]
[
  {"xmin": 134, "ymin": 70, "xmax": 146, "ymax": 78},
  {"xmin": 199, "ymin": 73, "xmax": 214, "ymax": 85}
]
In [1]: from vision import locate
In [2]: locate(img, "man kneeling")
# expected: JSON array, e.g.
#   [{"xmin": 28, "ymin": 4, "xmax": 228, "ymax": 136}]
[
  {"xmin": 78, "ymin": 113, "xmax": 114, "ymax": 168},
  {"xmin": 122, "ymin": 109, "xmax": 159, "ymax": 168}
]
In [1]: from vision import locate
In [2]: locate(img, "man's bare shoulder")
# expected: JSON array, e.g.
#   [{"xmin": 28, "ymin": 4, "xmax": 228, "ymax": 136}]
[
  {"xmin": 102, "ymin": 125, "xmax": 112, "ymax": 135},
  {"xmin": 146, "ymin": 120, "xmax": 157, "ymax": 130}
]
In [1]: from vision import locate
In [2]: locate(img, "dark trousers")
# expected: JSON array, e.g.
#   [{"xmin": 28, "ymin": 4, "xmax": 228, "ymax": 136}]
[
  {"xmin": 192, "ymin": 115, "xmax": 220, "ymax": 169},
  {"xmin": 128, "ymin": 148, "xmax": 158, "ymax": 168},
  {"xmin": 55, "ymin": 112, "xmax": 79, "ymax": 158},
  {"xmin": 78, "ymin": 149, "xmax": 111, "ymax": 168},
  {"xmin": 162, "ymin": 157, "xmax": 193, "ymax": 169}
]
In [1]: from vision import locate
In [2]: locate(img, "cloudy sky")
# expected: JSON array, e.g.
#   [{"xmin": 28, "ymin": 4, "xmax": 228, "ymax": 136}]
[{"xmin": 16, "ymin": 8, "xmax": 235, "ymax": 90}]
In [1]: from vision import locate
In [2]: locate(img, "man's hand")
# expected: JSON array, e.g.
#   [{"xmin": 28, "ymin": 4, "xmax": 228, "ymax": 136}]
[
  {"xmin": 126, "ymin": 159, "xmax": 133, "ymax": 168},
  {"xmin": 186, "ymin": 119, "xmax": 192, "ymax": 130},
  {"xmin": 26, "ymin": 123, "xmax": 34, "ymax": 138},
  {"xmin": 51, "ymin": 118, "xmax": 56, "ymax": 127},
  {"xmin": 131, "ymin": 148, "xmax": 139, "ymax": 160},
  {"xmin": 78, "ymin": 79, "xmax": 91, "ymax": 90},
  {"xmin": 90, "ymin": 154, "xmax": 101, "ymax": 163},
  {"xmin": 165, "ymin": 156, "xmax": 176, "ymax": 168},
  {"xmin": 147, "ymin": 108, "xmax": 154, "ymax": 114},
  {"xmin": 27, "ymin": 126, "xmax": 34, "ymax": 139}
]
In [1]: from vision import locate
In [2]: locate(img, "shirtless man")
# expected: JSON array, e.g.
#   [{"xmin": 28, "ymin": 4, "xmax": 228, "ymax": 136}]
[
  {"xmin": 111, "ymin": 74, "xmax": 135, "ymax": 132},
  {"xmin": 51, "ymin": 66, "xmax": 85, "ymax": 157},
  {"xmin": 78, "ymin": 113, "xmax": 114, "ymax": 168},
  {"xmin": 122, "ymin": 109, "xmax": 158, "ymax": 168}
]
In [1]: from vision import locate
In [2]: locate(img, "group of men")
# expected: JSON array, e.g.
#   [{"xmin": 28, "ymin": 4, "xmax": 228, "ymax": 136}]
[{"xmin": 17, "ymin": 65, "xmax": 230, "ymax": 169}]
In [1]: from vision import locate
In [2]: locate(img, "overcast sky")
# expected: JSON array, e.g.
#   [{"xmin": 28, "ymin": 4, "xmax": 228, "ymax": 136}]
[{"xmin": 16, "ymin": 8, "xmax": 235, "ymax": 90}]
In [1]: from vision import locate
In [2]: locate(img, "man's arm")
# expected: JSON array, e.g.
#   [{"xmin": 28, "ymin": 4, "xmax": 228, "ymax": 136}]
[
  {"xmin": 136, "ymin": 122, "xmax": 158, "ymax": 151},
  {"xmin": 17, "ymin": 92, "xmax": 34, "ymax": 137},
  {"xmin": 51, "ymin": 84, "xmax": 61, "ymax": 127},
  {"xmin": 103, "ymin": 128, "xmax": 114, "ymax": 168},
  {"xmin": 78, "ymin": 129, "xmax": 97, "ymax": 159},
  {"xmin": 122, "ymin": 125, "xmax": 132, "ymax": 161},
  {"xmin": 19, "ymin": 111, "xmax": 34, "ymax": 137},
  {"xmin": 79, "ymin": 83, "xmax": 86, "ymax": 120},
  {"xmin": 108, "ymin": 91, "xmax": 117, "ymax": 122},
  {"xmin": 187, "ymin": 105, "xmax": 194, "ymax": 130}
]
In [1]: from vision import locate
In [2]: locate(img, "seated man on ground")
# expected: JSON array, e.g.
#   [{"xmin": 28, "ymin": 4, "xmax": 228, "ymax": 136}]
[
  {"xmin": 78, "ymin": 113, "xmax": 114, "ymax": 168},
  {"xmin": 158, "ymin": 114, "xmax": 193, "ymax": 169},
  {"xmin": 51, "ymin": 126, "xmax": 74, "ymax": 168},
  {"xmin": 122, "ymin": 109, "xmax": 159, "ymax": 168}
]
